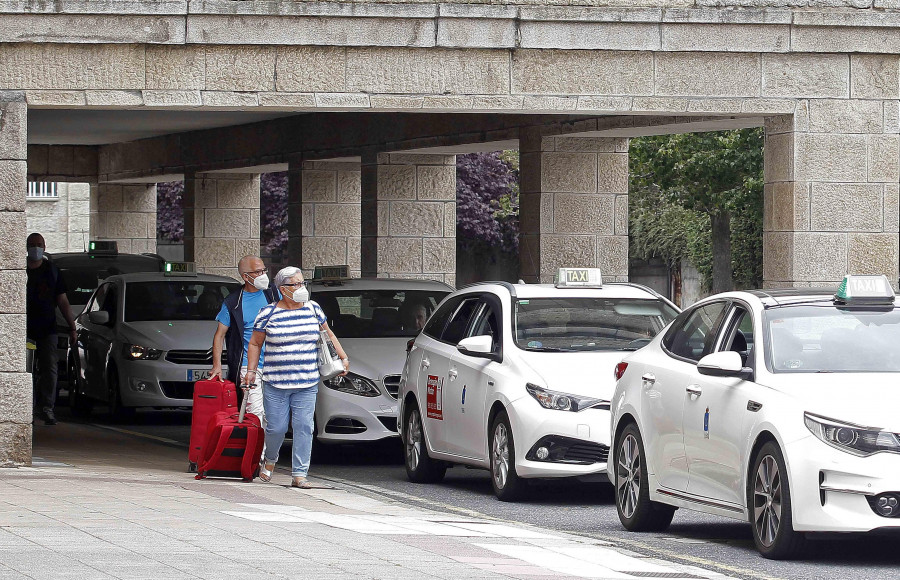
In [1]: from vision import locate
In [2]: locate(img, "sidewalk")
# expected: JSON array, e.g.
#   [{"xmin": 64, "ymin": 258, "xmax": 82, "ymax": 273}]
[{"xmin": 0, "ymin": 421, "xmax": 737, "ymax": 580}]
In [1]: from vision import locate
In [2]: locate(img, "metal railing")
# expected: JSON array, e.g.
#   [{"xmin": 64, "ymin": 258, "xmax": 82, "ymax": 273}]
[{"xmin": 27, "ymin": 182, "xmax": 58, "ymax": 199}]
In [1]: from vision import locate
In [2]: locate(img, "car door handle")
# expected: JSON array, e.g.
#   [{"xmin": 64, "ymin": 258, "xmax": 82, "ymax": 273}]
[
  {"xmin": 448, "ymin": 369, "xmax": 458, "ymax": 380},
  {"xmin": 421, "ymin": 358, "xmax": 430, "ymax": 370},
  {"xmin": 641, "ymin": 373, "xmax": 656, "ymax": 386},
  {"xmin": 686, "ymin": 384, "xmax": 702, "ymax": 397}
]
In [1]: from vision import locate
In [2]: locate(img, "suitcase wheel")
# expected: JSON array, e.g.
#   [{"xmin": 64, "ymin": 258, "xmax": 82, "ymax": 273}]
[{"xmin": 188, "ymin": 461, "xmax": 197, "ymax": 473}]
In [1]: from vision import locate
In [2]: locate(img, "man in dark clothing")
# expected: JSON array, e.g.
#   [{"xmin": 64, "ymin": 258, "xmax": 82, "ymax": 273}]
[{"xmin": 26, "ymin": 233, "xmax": 77, "ymax": 425}]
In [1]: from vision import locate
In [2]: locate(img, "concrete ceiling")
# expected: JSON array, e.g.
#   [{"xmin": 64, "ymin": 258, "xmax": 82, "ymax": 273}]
[{"xmin": 27, "ymin": 109, "xmax": 300, "ymax": 145}]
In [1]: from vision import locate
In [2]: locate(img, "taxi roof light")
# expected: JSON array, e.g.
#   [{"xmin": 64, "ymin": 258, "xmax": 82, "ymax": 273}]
[
  {"xmin": 555, "ymin": 267, "xmax": 603, "ymax": 289},
  {"xmin": 88, "ymin": 240, "xmax": 118, "ymax": 254},
  {"xmin": 164, "ymin": 261, "xmax": 197, "ymax": 276},
  {"xmin": 834, "ymin": 274, "xmax": 895, "ymax": 306},
  {"xmin": 313, "ymin": 265, "xmax": 350, "ymax": 283}
]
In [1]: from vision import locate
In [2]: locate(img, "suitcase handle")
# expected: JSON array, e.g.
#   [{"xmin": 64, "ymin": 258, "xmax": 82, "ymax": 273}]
[{"xmin": 238, "ymin": 387, "xmax": 249, "ymax": 424}]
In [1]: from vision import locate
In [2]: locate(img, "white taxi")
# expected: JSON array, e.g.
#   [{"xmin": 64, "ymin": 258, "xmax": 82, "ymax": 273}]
[
  {"xmin": 398, "ymin": 268, "xmax": 679, "ymax": 501},
  {"xmin": 609, "ymin": 275, "xmax": 900, "ymax": 559}
]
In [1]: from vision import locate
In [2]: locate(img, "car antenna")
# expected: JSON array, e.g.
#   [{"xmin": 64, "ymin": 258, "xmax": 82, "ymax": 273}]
[{"xmin": 82, "ymin": 230, "xmax": 87, "ymax": 252}]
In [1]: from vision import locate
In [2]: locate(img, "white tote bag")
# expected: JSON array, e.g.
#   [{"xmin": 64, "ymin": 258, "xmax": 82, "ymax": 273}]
[{"xmin": 317, "ymin": 330, "xmax": 344, "ymax": 380}]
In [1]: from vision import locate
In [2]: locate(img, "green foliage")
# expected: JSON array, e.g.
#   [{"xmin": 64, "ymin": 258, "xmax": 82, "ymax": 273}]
[{"xmin": 629, "ymin": 128, "xmax": 764, "ymax": 290}]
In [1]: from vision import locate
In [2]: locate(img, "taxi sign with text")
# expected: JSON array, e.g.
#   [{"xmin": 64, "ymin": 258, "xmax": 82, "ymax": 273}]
[
  {"xmin": 88, "ymin": 240, "xmax": 118, "ymax": 254},
  {"xmin": 314, "ymin": 265, "xmax": 350, "ymax": 281},
  {"xmin": 555, "ymin": 267, "xmax": 603, "ymax": 289},
  {"xmin": 164, "ymin": 261, "xmax": 196, "ymax": 275},
  {"xmin": 834, "ymin": 274, "xmax": 895, "ymax": 305}
]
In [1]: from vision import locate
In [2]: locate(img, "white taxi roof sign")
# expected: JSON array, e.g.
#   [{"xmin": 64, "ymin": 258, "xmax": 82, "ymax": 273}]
[
  {"xmin": 164, "ymin": 261, "xmax": 196, "ymax": 276},
  {"xmin": 834, "ymin": 274, "xmax": 895, "ymax": 305},
  {"xmin": 313, "ymin": 265, "xmax": 350, "ymax": 281},
  {"xmin": 555, "ymin": 267, "xmax": 603, "ymax": 288}
]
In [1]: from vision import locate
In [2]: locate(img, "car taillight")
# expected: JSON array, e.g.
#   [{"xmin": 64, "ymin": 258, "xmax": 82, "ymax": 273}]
[
  {"xmin": 614, "ymin": 362, "xmax": 628, "ymax": 381},
  {"xmin": 406, "ymin": 338, "xmax": 415, "ymax": 354}
]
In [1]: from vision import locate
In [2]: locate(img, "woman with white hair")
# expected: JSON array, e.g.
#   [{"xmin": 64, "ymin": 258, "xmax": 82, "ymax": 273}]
[{"xmin": 244, "ymin": 266, "xmax": 349, "ymax": 488}]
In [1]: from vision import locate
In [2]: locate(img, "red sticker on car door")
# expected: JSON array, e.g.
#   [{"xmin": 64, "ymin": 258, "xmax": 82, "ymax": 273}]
[{"xmin": 426, "ymin": 374, "xmax": 443, "ymax": 420}]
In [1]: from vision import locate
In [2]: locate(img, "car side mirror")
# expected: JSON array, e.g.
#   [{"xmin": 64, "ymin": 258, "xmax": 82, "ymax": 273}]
[
  {"xmin": 457, "ymin": 335, "xmax": 501, "ymax": 363},
  {"xmin": 88, "ymin": 311, "xmax": 110, "ymax": 326},
  {"xmin": 697, "ymin": 351, "xmax": 753, "ymax": 380}
]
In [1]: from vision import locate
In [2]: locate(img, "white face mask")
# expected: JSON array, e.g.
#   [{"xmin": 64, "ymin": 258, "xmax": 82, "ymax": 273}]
[
  {"xmin": 289, "ymin": 286, "xmax": 309, "ymax": 304},
  {"xmin": 27, "ymin": 247, "xmax": 43, "ymax": 262},
  {"xmin": 250, "ymin": 273, "xmax": 269, "ymax": 290}
]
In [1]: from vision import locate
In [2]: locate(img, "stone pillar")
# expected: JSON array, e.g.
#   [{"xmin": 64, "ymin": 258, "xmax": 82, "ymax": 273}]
[
  {"xmin": 90, "ymin": 183, "xmax": 157, "ymax": 254},
  {"xmin": 360, "ymin": 153, "xmax": 456, "ymax": 285},
  {"xmin": 299, "ymin": 159, "xmax": 362, "ymax": 278},
  {"xmin": 764, "ymin": 96, "xmax": 899, "ymax": 288},
  {"xmin": 286, "ymin": 158, "xmax": 303, "ymax": 270},
  {"xmin": 519, "ymin": 130, "xmax": 629, "ymax": 284},
  {"xmin": 185, "ymin": 172, "xmax": 261, "ymax": 277},
  {"xmin": 0, "ymin": 95, "xmax": 31, "ymax": 466}
]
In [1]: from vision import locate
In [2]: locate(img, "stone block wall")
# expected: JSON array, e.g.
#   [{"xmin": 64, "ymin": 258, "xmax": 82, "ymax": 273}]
[
  {"xmin": 0, "ymin": 96, "xmax": 31, "ymax": 466},
  {"xmin": 362, "ymin": 153, "xmax": 456, "ymax": 286},
  {"xmin": 520, "ymin": 133, "xmax": 629, "ymax": 284},
  {"xmin": 764, "ymin": 93, "xmax": 900, "ymax": 288},
  {"xmin": 90, "ymin": 183, "xmax": 157, "ymax": 254},
  {"xmin": 299, "ymin": 160, "xmax": 362, "ymax": 278},
  {"xmin": 184, "ymin": 172, "xmax": 260, "ymax": 279},
  {"xmin": 26, "ymin": 183, "xmax": 90, "ymax": 253}
]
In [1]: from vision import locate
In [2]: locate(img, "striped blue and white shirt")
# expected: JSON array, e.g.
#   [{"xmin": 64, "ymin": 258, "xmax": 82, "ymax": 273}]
[{"xmin": 253, "ymin": 300, "xmax": 326, "ymax": 390}]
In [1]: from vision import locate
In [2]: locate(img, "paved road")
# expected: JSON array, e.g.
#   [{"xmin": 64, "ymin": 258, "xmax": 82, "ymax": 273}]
[{"xmin": 54, "ymin": 405, "xmax": 900, "ymax": 580}]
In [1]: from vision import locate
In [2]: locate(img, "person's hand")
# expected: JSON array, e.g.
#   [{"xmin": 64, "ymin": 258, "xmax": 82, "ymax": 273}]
[
  {"xmin": 340, "ymin": 358, "xmax": 349, "ymax": 376},
  {"xmin": 210, "ymin": 365, "xmax": 222, "ymax": 381},
  {"xmin": 68, "ymin": 329, "xmax": 77, "ymax": 348},
  {"xmin": 242, "ymin": 369, "xmax": 257, "ymax": 386}
]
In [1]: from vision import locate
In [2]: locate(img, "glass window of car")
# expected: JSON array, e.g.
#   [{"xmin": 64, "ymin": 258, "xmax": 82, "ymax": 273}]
[
  {"xmin": 100, "ymin": 284, "xmax": 118, "ymax": 323},
  {"xmin": 718, "ymin": 305, "xmax": 754, "ymax": 367},
  {"xmin": 124, "ymin": 281, "xmax": 239, "ymax": 322},
  {"xmin": 514, "ymin": 298, "xmax": 678, "ymax": 352},
  {"xmin": 467, "ymin": 302, "xmax": 500, "ymax": 352},
  {"xmin": 312, "ymin": 289, "xmax": 450, "ymax": 338},
  {"xmin": 55, "ymin": 255, "xmax": 163, "ymax": 307},
  {"xmin": 663, "ymin": 301, "xmax": 727, "ymax": 362},
  {"xmin": 86, "ymin": 283, "xmax": 108, "ymax": 315},
  {"xmin": 441, "ymin": 298, "xmax": 482, "ymax": 345},
  {"xmin": 423, "ymin": 296, "xmax": 463, "ymax": 340},
  {"xmin": 765, "ymin": 305, "xmax": 900, "ymax": 373}
]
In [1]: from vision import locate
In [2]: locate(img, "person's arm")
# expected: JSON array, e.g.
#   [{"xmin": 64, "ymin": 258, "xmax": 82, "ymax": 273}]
[
  {"xmin": 56, "ymin": 292, "xmax": 77, "ymax": 346},
  {"xmin": 321, "ymin": 321, "xmax": 349, "ymax": 376},
  {"xmin": 210, "ymin": 322, "xmax": 228, "ymax": 380},
  {"xmin": 243, "ymin": 330, "xmax": 266, "ymax": 386}
]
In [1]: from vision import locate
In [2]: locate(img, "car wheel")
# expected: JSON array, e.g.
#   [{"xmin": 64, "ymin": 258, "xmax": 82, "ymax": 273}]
[
  {"xmin": 749, "ymin": 441, "xmax": 807, "ymax": 559},
  {"xmin": 107, "ymin": 368, "xmax": 135, "ymax": 421},
  {"xmin": 490, "ymin": 411, "xmax": 525, "ymax": 501},
  {"xmin": 67, "ymin": 357, "xmax": 92, "ymax": 419},
  {"xmin": 615, "ymin": 422, "xmax": 676, "ymax": 532},
  {"xmin": 403, "ymin": 402, "xmax": 446, "ymax": 483}
]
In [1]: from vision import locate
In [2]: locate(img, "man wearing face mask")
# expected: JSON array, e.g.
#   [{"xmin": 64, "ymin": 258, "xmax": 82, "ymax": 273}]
[
  {"xmin": 210, "ymin": 255, "xmax": 278, "ymax": 430},
  {"xmin": 26, "ymin": 232, "xmax": 77, "ymax": 426}
]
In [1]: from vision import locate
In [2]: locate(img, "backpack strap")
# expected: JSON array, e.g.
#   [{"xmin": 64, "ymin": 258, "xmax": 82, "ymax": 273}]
[
  {"xmin": 240, "ymin": 424, "xmax": 260, "ymax": 481},
  {"xmin": 194, "ymin": 423, "xmax": 235, "ymax": 480}
]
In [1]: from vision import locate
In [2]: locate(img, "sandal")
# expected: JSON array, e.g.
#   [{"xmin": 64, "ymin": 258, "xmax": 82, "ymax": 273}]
[
  {"xmin": 259, "ymin": 461, "xmax": 276, "ymax": 482},
  {"xmin": 291, "ymin": 477, "xmax": 312, "ymax": 489}
]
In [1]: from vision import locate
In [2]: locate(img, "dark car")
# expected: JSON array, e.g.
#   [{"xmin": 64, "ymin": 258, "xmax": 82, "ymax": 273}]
[{"xmin": 44, "ymin": 242, "xmax": 165, "ymax": 383}]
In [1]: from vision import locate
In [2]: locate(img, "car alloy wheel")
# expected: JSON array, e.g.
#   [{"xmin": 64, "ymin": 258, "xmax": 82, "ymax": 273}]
[
  {"xmin": 753, "ymin": 455, "xmax": 782, "ymax": 548},
  {"xmin": 748, "ymin": 441, "xmax": 806, "ymax": 559},
  {"xmin": 617, "ymin": 433, "xmax": 641, "ymax": 519},
  {"xmin": 491, "ymin": 422, "xmax": 510, "ymax": 490},
  {"xmin": 614, "ymin": 422, "xmax": 675, "ymax": 531},
  {"xmin": 403, "ymin": 403, "xmax": 446, "ymax": 484}
]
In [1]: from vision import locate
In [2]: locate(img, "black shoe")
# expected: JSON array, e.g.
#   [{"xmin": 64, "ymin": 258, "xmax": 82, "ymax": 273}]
[{"xmin": 43, "ymin": 408, "xmax": 57, "ymax": 426}]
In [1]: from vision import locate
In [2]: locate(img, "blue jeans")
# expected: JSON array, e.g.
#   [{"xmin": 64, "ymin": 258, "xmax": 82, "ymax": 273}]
[{"xmin": 262, "ymin": 382, "xmax": 317, "ymax": 477}]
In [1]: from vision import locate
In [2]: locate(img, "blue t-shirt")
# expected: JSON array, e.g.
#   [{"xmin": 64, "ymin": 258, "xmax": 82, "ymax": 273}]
[{"xmin": 216, "ymin": 289, "xmax": 269, "ymax": 367}]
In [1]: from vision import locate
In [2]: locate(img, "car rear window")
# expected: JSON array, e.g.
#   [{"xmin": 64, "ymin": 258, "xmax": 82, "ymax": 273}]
[
  {"xmin": 57, "ymin": 256, "xmax": 163, "ymax": 306},
  {"xmin": 312, "ymin": 289, "xmax": 450, "ymax": 338},
  {"xmin": 514, "ymin": 297, "xmax": 678, "ymax": 352}
]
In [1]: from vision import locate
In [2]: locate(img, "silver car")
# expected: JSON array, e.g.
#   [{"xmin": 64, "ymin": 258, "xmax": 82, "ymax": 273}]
[
  {"xmin": 68, "ymin": 271, "xmax": 240, "ymax": 419},
  {"xmin": 310, "ymin": 277, "xmax": 452, "ymax": 444}
]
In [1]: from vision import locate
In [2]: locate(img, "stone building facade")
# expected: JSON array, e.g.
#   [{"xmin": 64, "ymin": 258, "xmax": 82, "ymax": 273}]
[
  {"xmin": 25, "ymin": 182, "xmax": 90, "ymax": 253},
  {"xmin": 2, "ymin": 0, "xmax": 900, "ymax": 464}
]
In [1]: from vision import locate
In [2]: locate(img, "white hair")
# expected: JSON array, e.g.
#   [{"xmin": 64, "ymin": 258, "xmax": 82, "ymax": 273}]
[{"xmin": 274, "ymin": 266, "xmax": 302, "ymax": 289}]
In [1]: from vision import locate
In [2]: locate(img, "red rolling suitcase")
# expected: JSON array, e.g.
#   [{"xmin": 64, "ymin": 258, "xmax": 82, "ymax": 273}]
[
  {"xmin": 194, "ymin": 392, "xmax": 264, "ymax": 483},
  {"xmin": 188, "ymin": 378, "xmax": 238, "ymax": 472}
]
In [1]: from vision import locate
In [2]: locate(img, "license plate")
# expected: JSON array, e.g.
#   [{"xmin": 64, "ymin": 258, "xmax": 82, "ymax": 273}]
[{"xmin": 188, "ymin": 369, "xmax": 212, "ymax": 381}]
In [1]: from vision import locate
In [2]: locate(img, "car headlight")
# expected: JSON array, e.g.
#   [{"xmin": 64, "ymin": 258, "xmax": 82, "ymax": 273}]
[
  {"xmin": 804, "ymin": 412, "xmax": 900, "ymax": 457},
  {"xmin": 525, "ymin": 383, "xmax": 607, "ymax": 412},
  {"xmin": 323, "ymin": 373, "xmax": 380, "ymax": 397},
  {"xmin": 124, "ymin": 344, "xmax": 162, "ymax": 360}
]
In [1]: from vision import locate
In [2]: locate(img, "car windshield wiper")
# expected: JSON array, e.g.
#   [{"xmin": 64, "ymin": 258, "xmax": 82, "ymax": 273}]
[{"xmin": 521, "ymin": 346, "xmax": 570, "ymax": 352}]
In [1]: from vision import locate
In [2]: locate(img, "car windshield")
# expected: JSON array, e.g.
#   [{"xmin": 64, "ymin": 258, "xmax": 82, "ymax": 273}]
[
  {"xmin": 59, "ymin": 257, "xmax": 162, "ymax": 306},
  {"xmin": 124, "ymin": 281, "xmax": 240, "ymax": 322},
  {"xmin": 313, "ymin": 289, "xmax": 450, "ymax": 338},
  {"xmin": 766, "ymin": 305, "xmax": 900, "ymax": 373},
  {"xmin": 514, "ymin": 297, "xmax": 678, "ymax": 352}
]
